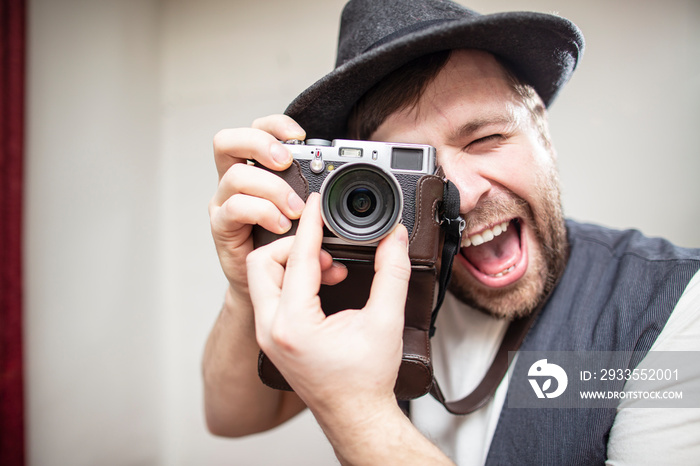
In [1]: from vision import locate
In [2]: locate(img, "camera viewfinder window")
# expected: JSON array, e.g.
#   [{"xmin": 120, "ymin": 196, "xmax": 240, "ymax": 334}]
[
  {"xmin": 339, "ymin": 147, "xmax": 363, "ymax": 158},
  {"xmin": 391, "ymin": 148, "xmax": 423, "ymax": 171}
]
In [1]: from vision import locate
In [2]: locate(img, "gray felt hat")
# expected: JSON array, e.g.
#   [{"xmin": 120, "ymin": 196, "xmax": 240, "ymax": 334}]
[{"xmin": 285, "ymin": 0, "xmax": 584, "ymax": 140}]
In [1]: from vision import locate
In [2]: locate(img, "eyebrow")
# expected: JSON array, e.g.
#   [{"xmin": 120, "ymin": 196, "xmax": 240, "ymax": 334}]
[{"xmin": 450, "ymin": 113, "xmax": 519, "ymax": 142}]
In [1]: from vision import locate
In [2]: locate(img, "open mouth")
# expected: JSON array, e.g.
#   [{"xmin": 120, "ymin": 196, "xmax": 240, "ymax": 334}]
[{"xmin": 457, "ymin": 218, "xmax": 529, "ymax": 288}]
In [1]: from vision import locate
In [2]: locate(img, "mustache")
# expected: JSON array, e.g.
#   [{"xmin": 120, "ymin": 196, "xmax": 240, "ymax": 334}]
[{"xmin": 463, "ymin": 190, "xmax": 531, "ymax": 233}]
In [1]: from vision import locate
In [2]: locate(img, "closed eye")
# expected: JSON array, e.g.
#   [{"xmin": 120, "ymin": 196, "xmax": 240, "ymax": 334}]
[{"xmin": 466, "ymin": 134, "xmax": 506, "ymax": 153}]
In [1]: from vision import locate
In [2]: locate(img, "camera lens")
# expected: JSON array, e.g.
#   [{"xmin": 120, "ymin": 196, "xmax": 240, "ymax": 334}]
[
  {"xmin": 347, "ymin": 188, "xmax": 376, "ymax": 217},
  {"xmin": 320, "ymin": 163, "xmax": 403, "ymax": 244}
]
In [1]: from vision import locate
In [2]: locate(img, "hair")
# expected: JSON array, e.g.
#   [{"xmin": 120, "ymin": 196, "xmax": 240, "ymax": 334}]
[
  {"xmin": 347, "ymin": 50, "xmax": 452, "ymax": 141},
  {"xmin": 346, "ymin": 49, "xmax": 554, "ymax": 154}
]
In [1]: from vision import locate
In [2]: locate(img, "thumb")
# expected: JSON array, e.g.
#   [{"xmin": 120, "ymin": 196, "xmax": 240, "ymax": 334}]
[{"xmin": 365, "ymin": 224, "xmax": 411, "ymax": 316}]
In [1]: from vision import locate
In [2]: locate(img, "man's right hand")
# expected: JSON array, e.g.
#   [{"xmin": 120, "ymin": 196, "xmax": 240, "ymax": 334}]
[
  {"xmin": 204, "ymin": 114, "xmax": 311, "ymax": 437},
  {"xmin": 209, "ymin": 114, "xmax": 308, "ymax": 301}
]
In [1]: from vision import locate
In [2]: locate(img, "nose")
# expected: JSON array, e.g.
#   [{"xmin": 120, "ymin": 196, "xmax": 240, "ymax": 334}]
[{"xmin": 439, "ymin": 157, "xmax": 492, "ymax": 214}]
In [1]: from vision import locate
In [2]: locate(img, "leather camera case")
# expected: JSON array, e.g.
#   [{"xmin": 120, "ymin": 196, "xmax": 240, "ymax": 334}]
[{"xmin": 253, "ymin": 160, "xmax": 448, "ymax": 400}]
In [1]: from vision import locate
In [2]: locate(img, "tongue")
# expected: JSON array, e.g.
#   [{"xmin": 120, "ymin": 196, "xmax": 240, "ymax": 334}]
[{"xmin": 462, "ymin": 224, "xmax": 521, "ymax": 276}]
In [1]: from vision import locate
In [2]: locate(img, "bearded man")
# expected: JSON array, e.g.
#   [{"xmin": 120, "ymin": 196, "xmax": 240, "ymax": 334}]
[{"xmin": 203, "ymin": 1, "xmax": 700, "ymax": 464}]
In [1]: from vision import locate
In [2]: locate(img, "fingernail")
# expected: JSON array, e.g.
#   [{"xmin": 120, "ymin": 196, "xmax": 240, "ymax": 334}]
[
  {"xmin": 332, "ymin": 261, "xmax": 347, "ymax": 271},
  {"xmin": 288, "ymin": 191, "xmax": 305, "ymax": 214},
  {"xmin": 287, "ymin": 122, "xmax": 306, "ymax": 141},
  {"xmin": 270, "ymin": 143, "xmax": 291, "ymax": 165},
  {"xmin": 279, "ymin": 214, "xmax": 292, "ymax": 231},
  {"xmin": 395, "ymin": 224, "xmax": 409, "ymax": 248}
]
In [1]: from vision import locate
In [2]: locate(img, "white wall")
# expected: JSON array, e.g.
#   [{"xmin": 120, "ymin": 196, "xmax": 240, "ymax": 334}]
[
  {"xmin": 25, "ymin": 1, "xmax": 164, "ymax": 464},
  {"xmin": 25, "ymin": 0, "xmax": 699, "ymax": 465}
]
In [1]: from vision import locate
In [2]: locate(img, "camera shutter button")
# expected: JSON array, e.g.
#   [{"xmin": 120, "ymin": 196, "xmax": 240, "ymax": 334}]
[{"xmin": 306, "ymin": 138, "xmax": 332, "ymax": 146}]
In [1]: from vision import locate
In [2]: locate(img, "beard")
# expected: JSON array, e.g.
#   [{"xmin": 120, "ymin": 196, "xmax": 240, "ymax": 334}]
[{"xmin": 448, "ymin": 163, "xmax": 569, "ymax": 320}]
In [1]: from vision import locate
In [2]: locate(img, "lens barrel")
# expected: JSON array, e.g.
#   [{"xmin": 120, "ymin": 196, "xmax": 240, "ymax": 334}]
[{"xmin": 320, "ymin": 163, "xmax": 403, "ymax": 244}]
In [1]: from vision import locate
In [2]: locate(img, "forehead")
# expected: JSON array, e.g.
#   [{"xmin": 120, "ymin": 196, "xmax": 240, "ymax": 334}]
[
  {"xmin": 429, "ymin": 49, "xmax": 515, "ymax": 102},
  {"xmin": 372, "ymin": 49, "xmax": 523, "ymax": 141}
]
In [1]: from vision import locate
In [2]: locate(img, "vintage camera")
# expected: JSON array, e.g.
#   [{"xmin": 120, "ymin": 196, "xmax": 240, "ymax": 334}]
[
  {"xmin": 278, "ymin": 138, "xmax": 437, "ymax": 244},
  {"xmin": 255, "ymin": 138, "xmax": 457, "ymax": 400}
]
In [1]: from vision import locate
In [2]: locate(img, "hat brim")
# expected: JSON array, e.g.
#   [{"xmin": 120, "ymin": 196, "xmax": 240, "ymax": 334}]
[{"xmin": 285, "ymin": 11, "xmax": 584, "ymax": 140}]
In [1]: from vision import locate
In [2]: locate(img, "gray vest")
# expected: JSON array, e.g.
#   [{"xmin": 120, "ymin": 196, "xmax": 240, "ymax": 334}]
[{"xmin": 485, "ymin": 220, "xmax": 700, "ymax": 465}]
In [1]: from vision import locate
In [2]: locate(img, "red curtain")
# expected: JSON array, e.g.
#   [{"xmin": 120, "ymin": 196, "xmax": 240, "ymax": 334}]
[{"xmin": 0, "ymin": 0, "xmax": 26, "ymax": 465}]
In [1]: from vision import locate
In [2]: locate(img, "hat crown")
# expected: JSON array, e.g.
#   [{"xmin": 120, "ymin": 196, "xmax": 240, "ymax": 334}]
[
  {"xmin": 336, "ymin": 0, "xmax": 479, "ymax": 68},
  {"xmin": 287, "ymin": 0, "xmax": 584, "ymax": 139}
]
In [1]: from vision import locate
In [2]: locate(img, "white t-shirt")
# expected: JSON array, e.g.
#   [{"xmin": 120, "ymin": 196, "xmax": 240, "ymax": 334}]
[{"xmin": 410, "ymin": 271, "xmax": 700, "ymax": 465}]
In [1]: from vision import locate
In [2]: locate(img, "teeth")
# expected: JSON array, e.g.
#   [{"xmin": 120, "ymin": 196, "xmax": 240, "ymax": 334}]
[
  {"xmin": 462, "ymin": 221, "xmax": 509, "ymax": 248},
  {"xmin": 488, "ymin": 265, "xmax": 515, "ymax": 278}
]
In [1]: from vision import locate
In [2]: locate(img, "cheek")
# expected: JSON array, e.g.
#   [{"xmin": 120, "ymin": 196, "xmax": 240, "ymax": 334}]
[
  {"xmin": 482, "ymin": 145, "xmax": 544, "ymax": 200},
  {"xmin": 497, "ymin": 136, "xmax": 555, "ymax": 197}
]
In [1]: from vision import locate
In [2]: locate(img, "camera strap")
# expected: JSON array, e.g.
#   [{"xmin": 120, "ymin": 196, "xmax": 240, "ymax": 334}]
[
  {"xmin": 430, "ymin": 180, "xmax": 464, "ymax": 338},
  {"xmin": 429, "ymin": 307, "xmax": 542, "ymax": 414}
]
